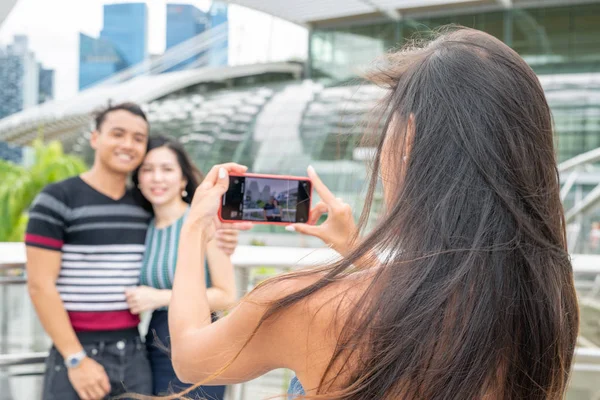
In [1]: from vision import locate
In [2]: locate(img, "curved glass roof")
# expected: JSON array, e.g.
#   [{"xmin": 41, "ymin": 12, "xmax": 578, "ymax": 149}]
[{"xmin": 0, "ymin": 62, "xmax": 302, "ymax": 145}]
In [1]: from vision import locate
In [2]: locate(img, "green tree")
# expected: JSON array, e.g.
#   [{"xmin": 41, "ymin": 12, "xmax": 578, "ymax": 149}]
[{"xmin": 0, "ymin": 140, "xmax": 87, "ymax": 242}]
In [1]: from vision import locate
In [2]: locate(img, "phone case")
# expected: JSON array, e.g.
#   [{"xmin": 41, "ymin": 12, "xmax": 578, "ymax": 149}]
[{"xmin": 218, "ymin": 172, "xmax": 313, "ymax": 226}]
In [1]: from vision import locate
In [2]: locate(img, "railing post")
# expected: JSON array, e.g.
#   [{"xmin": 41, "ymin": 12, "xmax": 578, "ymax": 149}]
[
  {"xmin": 0, "ymin": 282, "xmax": 14, "ymax": 400},
  {"xmin": 235, "ymin": 266, "xmax": 251, "ymax": 300},
  {"xmin": 232, "ymin": 266, "xmax": 251, "ymax": 400}
]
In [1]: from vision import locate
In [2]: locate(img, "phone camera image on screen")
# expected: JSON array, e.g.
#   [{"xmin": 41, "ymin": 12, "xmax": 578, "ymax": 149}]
[{"xmin": 221, "ymin": 176, "xmax": 311, "ymax": 223}]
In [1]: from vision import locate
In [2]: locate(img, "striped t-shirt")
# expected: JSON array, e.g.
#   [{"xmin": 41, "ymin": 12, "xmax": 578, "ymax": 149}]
[
  {"xmin": 25, "ymin": 176, "xmax": 151, "ymax": 332},
  {"xmin": 140, "ymin": 207, "xmax": 211, "ymax": 303}
]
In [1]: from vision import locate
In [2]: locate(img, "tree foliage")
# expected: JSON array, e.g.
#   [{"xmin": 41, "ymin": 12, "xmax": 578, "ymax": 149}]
[{"xmin": 0, "ymin": 140, "xmax": 87, "ymax": 241}]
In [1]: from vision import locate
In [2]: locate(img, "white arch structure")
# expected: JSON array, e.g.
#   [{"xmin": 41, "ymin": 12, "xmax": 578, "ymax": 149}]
[
  {"xmin": 0, "ymin": 0, "xmax": 18, "ymax": 27},
  {"xmin": 220, "ymin": 0, "xmax": 597, "ymax": 26}
]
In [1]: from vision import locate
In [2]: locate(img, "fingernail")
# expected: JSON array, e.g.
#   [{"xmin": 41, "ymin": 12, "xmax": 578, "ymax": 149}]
[
  {"xmin": 307, "ymin": 165, "xmax": 315, "ymax": 174},
  {"xmin": 285, "ymin": 225, "xmax": 296, "ymax": 232},
  {"xmin": 219, "ymin": 168, "xmax": 227, "ymax": 179}
]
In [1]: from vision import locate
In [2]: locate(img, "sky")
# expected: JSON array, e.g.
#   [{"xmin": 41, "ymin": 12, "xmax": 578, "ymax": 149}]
[{"xmin": 0, "ymin": 0, "xmax": 308, "ymax": 100}]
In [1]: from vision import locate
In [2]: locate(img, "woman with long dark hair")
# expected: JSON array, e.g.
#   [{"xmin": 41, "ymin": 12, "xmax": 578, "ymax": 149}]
[
  {"xmin": 127, "ymin": 136, "xmax": 248, "ymax": 399},
  {"xmin": 165, "ymin": 27, "xmax": 579, "ymax": 399}
]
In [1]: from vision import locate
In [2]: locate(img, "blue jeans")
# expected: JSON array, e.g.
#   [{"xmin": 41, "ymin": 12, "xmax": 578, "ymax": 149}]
[
  {"xmin": 42, "ymin": 336, "xmax": 152, "ymax": 400},
  {"xmin": 146, "ymin": 310, "xmax": 226, "ymax": 399}
]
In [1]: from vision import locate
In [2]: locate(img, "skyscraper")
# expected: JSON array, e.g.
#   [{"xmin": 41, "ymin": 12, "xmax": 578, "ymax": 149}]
[
  {"xmin": 78, "ymin": 33, "xmax": 126, "ymax": 90},
  {"xmin": 0, "ymin": 35, "xmax": 52, "ymax": 120},
  {"xmin": 208, "ymin": 2, "xmax": 229, "ymax": 67},
  {"xmin": 78, "ymin": 2, "xmax": 148, "ymax": 90},
  {"xmin": 101, "ymin": 3, "xmax": 148, "ymax": 67},
  {"xmin": 0, "ymin": 141, "xmax": 23, "ymax": 163},
  {"xmin": 166, "ymin": 3, "xmax": 209, "ymax": 71},
  {"xmin": 38, "ymin": 65, "xmax": 55, "ymax": 104}
]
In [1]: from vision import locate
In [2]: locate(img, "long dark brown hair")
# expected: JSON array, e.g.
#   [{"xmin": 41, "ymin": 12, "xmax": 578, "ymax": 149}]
[{"xmin": 247, "ymin": 27, "xmax": 579, "ymax": 399}]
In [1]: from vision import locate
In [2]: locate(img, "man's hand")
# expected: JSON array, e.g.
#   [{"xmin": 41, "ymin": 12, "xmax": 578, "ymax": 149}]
[
  {"xmin": 67, "ymin": 357, "xmax": 111, "ymax": 400},
  {"xmin": 213, "ymin": 222, "xmax": 253, "ymax": 255}
]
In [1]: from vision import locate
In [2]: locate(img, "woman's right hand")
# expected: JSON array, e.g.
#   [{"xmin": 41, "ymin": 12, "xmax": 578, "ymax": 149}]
[
  {"xmin": 185, "ymin": 162, "xmax": 248, "ymax": 237},
  {"xmin": 286, "ymin": 166, "xmax": 358, "ymax": 256}
]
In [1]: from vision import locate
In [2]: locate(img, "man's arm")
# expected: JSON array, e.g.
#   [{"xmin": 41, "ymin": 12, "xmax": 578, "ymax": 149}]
[
  {"xmin": 26, "ymin": 247, "xmax": 110, "ymax": 400},
  {"xmin": 26, "ymin": 247, "xmax": 84, "ymax": 357},
  {"xmin": 205, "ymin": 240, "xmax": 237, "ymax": 311}
]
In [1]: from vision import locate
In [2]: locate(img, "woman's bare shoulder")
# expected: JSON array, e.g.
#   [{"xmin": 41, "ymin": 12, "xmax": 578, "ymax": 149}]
[
  {"xmin": 248, "ymin": 267, "xmax": 375, "ymax": 309},
  {"xmin": 244, "ymin": 267, "xmax": 376, "ymax": 384}
]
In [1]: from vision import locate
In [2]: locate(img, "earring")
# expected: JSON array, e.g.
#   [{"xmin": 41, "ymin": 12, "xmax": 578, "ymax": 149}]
[{"xmin": 182, "ymin": 190, "xmax": 188, "ymax": 197}]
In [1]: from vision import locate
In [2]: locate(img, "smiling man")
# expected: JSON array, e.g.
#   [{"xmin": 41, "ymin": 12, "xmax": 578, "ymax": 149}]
[{"xmin": 25, "ymin": 103, "xmax": 155, "ymax": 400}]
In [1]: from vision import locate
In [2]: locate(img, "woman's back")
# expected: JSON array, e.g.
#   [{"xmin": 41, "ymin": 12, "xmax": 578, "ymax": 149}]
[
  {"xmin": 166, "ymin": 26, "xmax": 579, "ymax": 400},
  {"xmin": 264, "ymin": 27, "xmax": 579, "ymax": 399}
]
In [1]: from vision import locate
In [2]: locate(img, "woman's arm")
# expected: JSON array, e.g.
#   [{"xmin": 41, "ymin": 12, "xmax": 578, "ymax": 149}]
[
  {"xmin": 169, "ymin": 164, "xmax": 301, "ymax": 385},
  {"xmin": 205, "ymin": 240, "xmax": 236, "ymax": 311},
  {"xmin": 169, "ymin": 223, "xmax": 301, "ymax": 385}
]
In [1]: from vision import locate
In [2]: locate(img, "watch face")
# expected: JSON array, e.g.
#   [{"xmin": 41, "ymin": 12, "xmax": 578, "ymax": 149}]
[{"xmin": 65, "ymin": 351, "xmax": 85, "ymax": 368}]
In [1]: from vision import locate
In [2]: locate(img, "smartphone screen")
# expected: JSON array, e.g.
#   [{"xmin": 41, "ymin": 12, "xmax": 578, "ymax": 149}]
[{"xmin": 221, "ymin": 175, "xmax": 312, "ymax": 224}]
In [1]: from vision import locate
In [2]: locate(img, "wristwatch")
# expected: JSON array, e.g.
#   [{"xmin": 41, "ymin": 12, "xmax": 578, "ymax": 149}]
[{"xmin": 64, "ymin": 350, "xmax": 87, "ymax": 369}]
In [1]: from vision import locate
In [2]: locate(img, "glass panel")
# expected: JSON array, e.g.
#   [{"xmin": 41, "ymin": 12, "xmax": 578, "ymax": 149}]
[
  {"xmin": 512, "ymin": 4, "xmax": 600, "ymax": 74},
  {"xmin": 310, "ymin": 5, "xmax": 600, "ymax": 164},
  {"xmin": 400, "ymin": 11, "xmax": 504, "ymax": 43},
  {"xmin": 311, "ymin": 22, "xmax": 396, "ymax": 81}
]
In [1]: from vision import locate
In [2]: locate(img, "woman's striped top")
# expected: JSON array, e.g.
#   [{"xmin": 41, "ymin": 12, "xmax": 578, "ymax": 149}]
[{"xmin": 139, "ymin": 207, "xmax": 211, "ymax": 303}]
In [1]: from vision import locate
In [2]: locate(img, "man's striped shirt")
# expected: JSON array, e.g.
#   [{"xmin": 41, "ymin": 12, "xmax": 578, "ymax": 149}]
[{"xmin": 25, "ymin": 176, "xmax": 150, "ymax": 332}]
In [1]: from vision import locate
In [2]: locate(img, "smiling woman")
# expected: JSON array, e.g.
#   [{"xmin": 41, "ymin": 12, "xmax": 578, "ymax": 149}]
[
  {"xmin": 137, "ymin": 147, "xmax": 190, "ymax": 211},
  {"xmin": 129, "ymin": 135, "xmax": 240, "ymax": 398}
]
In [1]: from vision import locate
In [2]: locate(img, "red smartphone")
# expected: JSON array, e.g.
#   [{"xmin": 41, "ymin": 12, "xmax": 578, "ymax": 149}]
[{"xmin": 219, "ymin": 173, "xmax": 312, "ymax": 225}]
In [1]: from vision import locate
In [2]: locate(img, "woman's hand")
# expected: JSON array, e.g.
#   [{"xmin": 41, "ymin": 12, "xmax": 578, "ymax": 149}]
[
  {"xmin": 286, "ymin": 166, "xmax": 358, "ymax": 256},
  {"xmin": 185, "ymin": 163, "xmax": 248, "ymax": 238},
  {"xmin": 125, "ymin": 286, "xmax": 170, "ymax": 314}
]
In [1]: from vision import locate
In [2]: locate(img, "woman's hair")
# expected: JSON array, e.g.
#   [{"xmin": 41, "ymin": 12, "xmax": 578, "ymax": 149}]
[
  {"xmin": 246, "ymin": 27, "xmax": 578, "ymax": 399},
  {"xmin": 132, "ymin": 135, "xmax": 203, "ymax": 213}
]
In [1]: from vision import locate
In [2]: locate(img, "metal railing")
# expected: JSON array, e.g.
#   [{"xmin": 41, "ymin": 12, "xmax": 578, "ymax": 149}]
[
  {"xmin": 558, "ymin": 147, "xmax": 600, "ymax": 254},
  {"xmin": 0, "ymin": 243, "xmax": 338, "ymax": 399},
  {"xmin": 3, "ymin": 243, "xmax": 600, "ymax": 399}
]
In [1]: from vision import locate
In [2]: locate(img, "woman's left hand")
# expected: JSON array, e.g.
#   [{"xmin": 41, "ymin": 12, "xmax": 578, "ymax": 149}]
[
  {"xmin": 286, "ymin": 166, "xmax": 358, "ymax": 256},
  {"xmin": 185, "ymin": 163, "xmax": 248, "ymax": 239},
  {"xmin": 125, "ymin": 286, "xmax": 169, "ymax": 314}
]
